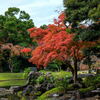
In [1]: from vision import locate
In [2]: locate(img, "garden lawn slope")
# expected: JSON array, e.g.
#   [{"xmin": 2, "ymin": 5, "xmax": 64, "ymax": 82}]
[{"xmin": 0, "ymin": 73, "xmax": 26, "ymax": 87}]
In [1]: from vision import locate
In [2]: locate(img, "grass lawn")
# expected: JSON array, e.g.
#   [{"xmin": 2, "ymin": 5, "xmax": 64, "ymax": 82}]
[{"xmin": 0, "ymin": 73, "xmax": 26, "ymax": 87}]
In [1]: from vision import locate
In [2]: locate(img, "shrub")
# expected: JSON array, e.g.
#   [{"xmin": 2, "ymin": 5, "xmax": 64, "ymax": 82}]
[
  {"xmin": 46, "ymin": 60, "xmax": 62, "ymax": 71},
  {"xmin": 54, "ymin": 76, "xmax": 69, "ymax": 90},
  {"xmin": 83, "ymin": 75, "xmax": 100, "ymax": 87},
  {"xmin": 79, "ymin": 86, "xmax": 95, "ymax": 94},
  {"xmin": 67, "ymin": 84, "xmax": 74, "ymax": 90},
  {"xmin": 23, "ymin": 67, "xmax": 32, "ymax": 78},
  {"xmin": 36, "ymin": 76, "xmax": 45, "ymax": 84}
]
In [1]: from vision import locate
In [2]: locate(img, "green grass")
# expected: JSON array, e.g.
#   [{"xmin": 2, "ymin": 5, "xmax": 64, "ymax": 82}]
[
  {"xmin": 0, "ymin": 73, "xmax": 24, "ymax": 80},
  {"xmin": 0, "ymin": 80, "xmax": 26, "ymax": 87},
  {"xmin": 0, "ymin": 73, "xmax": 26, "ymax": 87}
]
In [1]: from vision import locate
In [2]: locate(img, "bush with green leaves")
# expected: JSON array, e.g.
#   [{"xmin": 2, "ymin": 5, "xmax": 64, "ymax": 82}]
[
  {"xmin": 83, "ymin": 74, "xmax": 100, "ymax": 87},
  {"xmin": 54, "ymin": 76, "xmax": 69, "ymax": 90},
  {"xmin": 46, "ymin": 60, "xmax": 62, "ymax": 71},
  {"xmin": 23, "ymin": 67, "xmax": 32, "ymax": 78},
  {"xmin": 36, "ymin": 73, "xmax": 55, "ymax": 85},
  {"xmin": 36, "ymin": 76, "xmax": 45, "ymax": 84},
  {"xmin": 79, "ymin": 86, "xmax": 95, "ymax": 94}
]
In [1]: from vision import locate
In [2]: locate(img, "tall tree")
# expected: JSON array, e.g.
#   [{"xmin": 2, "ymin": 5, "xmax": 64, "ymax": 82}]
[
  {"xmin": 63, "ymin": 0, "xmax": 100, "ymax": 27},
  {"xmin": 0, "ymin": 7, "xmax": 34, "ymax": 46},
  {"xmin": 63, "ymin": 0, "xmax": 100, "ymax": 40},
  {"xmin": 0, "ymin": 7, "xmax": 35, "ymax": 72},
  {"xmin": 63, "ymin": 0, "xmax": 100, "ymax": 62}
]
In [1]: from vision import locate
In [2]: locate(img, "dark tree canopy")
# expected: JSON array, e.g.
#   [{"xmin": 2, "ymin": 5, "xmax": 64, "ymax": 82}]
[
  {"xmin": 63, "ymin": 0, "xmax": 100, "ymax": 27},
  {"xmin": 63, "ymin": 0, "xmax": 100, "ymax": 64},
  {"xmin": 0, "ymin": 7, "xmax": 34, "ymax": 46},
  {"xmin": 40, "ymin": 24, "xmax": 48, "ymax": 29},
  {"xmin": 0, "ymin": 7, "xmax": 35, "ymax": 72},
  {"xmin": 63, "ymin": 0, "xmax": 100, "ymax": 44}
]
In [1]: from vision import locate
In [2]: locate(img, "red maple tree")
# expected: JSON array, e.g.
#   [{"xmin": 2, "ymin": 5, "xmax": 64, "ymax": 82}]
[
  {"xmin": 22, "ymin": 12, "xmax": 95, "ymax": 83},
  {"xmin": 20, "ymin": 48, "xmax": 32, "ymax": 53}
]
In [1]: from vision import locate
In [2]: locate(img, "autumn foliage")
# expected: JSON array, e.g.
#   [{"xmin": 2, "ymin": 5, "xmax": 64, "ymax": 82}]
[
  {"xmin": 0, "ymin": 43, "xmax": 22, "ymax": 56},
  {"xmin": 20, "ymin": 48, "xmax": 32, "ymax": 53},
  {"xmin": 21, "ymin": 13, "xmax": 95, "ymax": 68}
]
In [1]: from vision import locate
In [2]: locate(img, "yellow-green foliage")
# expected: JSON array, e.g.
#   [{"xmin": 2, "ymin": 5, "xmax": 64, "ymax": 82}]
[
  {"xmin": 37, "ymin": 87, "xmax": 64, "ymax": 100},
  {"xmin": 39, "ymin": 70, "xmax": 71, "ymax": 79},
  {"xmin": 36, "ymin": 76, "xmax": 45, "ymax": 84},
  {"xmin": 78, "ymin": 70, "xmax": 96, "ymax": 74},
  {"xmin": 78, "ymin": 70, "xmax": 88, "ymax": 74}
]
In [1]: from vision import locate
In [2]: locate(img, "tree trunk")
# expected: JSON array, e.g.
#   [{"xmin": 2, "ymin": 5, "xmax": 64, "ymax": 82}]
[
  {"xmin": 88, "ymin": 65, "xmax": 91, "ymax": 73},
  {"xmin": 65, "ymin": 60, "xmax": 78, "ymax": 83},
  {"xmin": 9, "ymin": 64, "xmax": 13, "ymax": 73},
  {"xmin": 0, "ymin": 60, "xmax": 3, "ymax": 72},
  {"xmin": 73, "ymin": 58, "xmax": 78, "ymax": 83},
  {"xmin": 0, "ymin": 65, "xmax": 3, "ymax": 72},
  {"xmin": 96, "ymin": 69, "xmax": 100, "ymax": 74}
]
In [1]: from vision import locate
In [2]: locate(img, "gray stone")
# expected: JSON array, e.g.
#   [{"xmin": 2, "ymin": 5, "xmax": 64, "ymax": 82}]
[
  {"xmin": 68, "ymin": 96, "xmax": 76, "ymax": 100},
  {"xmin": 22, "ymin": 85, "xmax": 34, "ymax": 96},
  {"xmin": 52, "ymin": 94, "xmax": 59, "ymax": 97},
  {"xmin": 0, "ymin": 88, "xmax": 6, "ymax": 92},
  {"xmin": 0, "ymin": 88, "xmax": 12, "ymax": 97},
  {"xmin": 0, "ymin": 98, "xmax": 8, "ymax": 100}
]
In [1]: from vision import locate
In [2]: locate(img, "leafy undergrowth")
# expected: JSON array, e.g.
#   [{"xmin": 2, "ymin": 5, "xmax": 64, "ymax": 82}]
[
  {"xmin": 83, "ymin": 74, "xmax": 100, "ymax": 87},
  {"xmin": 36, "ymin": 71, "xmax": 99, "ymax": 100},
  {"xmin": 79, "ymin": 86, "xmax": 95, "ymax": 94},
  {"xmin": 39, "ymin": 70, "xmax": 71, "ymax": 79}
]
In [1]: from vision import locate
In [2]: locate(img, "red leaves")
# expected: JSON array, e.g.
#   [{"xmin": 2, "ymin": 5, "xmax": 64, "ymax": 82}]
[
  {"xmin": 28, "ymin": 12, "xmax": 66, "ymax": 45},
  {"xmin": 29, "ymin": 30, "xmax": 75, "ymax": 67},
  {"xmin": 27, "ymin": 13, "xmax": 95, "ymax": 68},
  {"xmin": 1, "ymin": 43, "xmax": 22, "ymax": 56},
  {"xmin": 21, "ymin": 48, "xmax": 32, "ymax": 53},
  {"xmin": 58, "ymin": 12, "xmax": 65, "ymax": 21},
  {"xmin": 29, "ymin": 27, "xmax": 48, "ymax": 44}
]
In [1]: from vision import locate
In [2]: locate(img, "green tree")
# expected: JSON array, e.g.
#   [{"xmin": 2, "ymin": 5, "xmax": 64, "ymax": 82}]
[
  {"xmin": 63, "ymin": 0, "xmax": 100, "ymax": 27},
  {"xmin": 0, "ymin": 7, "xmax": 35, "ymax": 72},
  {"xmin": 0, "ymin": 7, "xmax": 34, "ymax": 46},
  {"xmin": 63, "ymin": 0, "xmax": 100, "ymax": 73},
  {"xmin": 40, "ymin": 24, "xmax": 48, "ymax": 29},
  {"xmin": 63, "ymin": 0, "xmax": 100, "ymax": 55}
]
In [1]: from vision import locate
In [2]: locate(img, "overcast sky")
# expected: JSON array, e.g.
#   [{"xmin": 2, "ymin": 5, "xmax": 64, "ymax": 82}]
[{"xmin": 0, "ymin": 0, "xmax": 64, "ymax": 27}]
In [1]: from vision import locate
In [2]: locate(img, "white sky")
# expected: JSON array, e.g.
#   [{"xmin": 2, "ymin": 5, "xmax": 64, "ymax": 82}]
[{"xmin": 0, "ymin": 0, "xmax": 64, "ymax": 27}]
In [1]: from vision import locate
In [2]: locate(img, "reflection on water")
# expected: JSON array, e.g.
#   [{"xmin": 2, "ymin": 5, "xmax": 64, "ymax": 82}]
[{"xmin": 1, "ymin": 94, "xmax": 34, "ymax": 100}]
